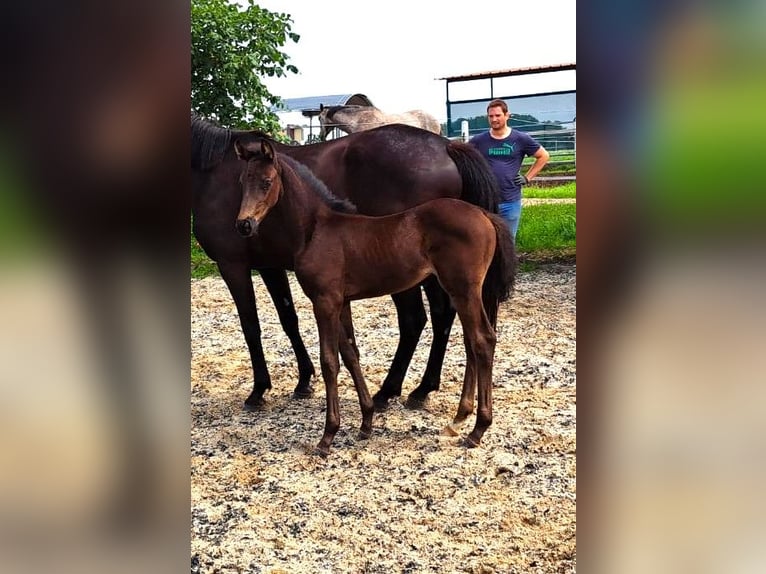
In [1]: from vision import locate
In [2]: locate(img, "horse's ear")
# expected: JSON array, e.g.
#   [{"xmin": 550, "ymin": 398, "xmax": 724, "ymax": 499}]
[
  {"xmin": 260, "ymin": 139, "xmax": 275, "ymax": 161},
  {"xmin": 234, "ymin": 139, "xmax": 249, "ymax": 160},
  {"xmin": 319, "ymin": 103, "xmax": 324, "ymax": 111}
]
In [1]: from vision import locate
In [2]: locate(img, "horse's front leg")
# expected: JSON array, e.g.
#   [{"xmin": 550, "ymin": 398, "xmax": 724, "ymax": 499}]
[
  {"xmin": 338, "ymin": 303, "xmax": 373, "ymax": 439},
  {"xmin": 259, "ymin": 268, "xmax": 315, "ymax": 398},
  {"xmin": 312, "ymin": 295, "xmax": 343, "ymax": 456},
  {"xmin": 372, "ymin": 286, "xmax": 427, "ymax": 410},
  {"xmin": 217, "ymin": 260, "xmax": 271, "ymax": 409}
]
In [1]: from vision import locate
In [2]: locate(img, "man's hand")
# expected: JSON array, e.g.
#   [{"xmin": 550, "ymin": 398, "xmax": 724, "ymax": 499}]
[{"xmin": 513, "ymin": 173, "xmax": 528, "ymax": 186}]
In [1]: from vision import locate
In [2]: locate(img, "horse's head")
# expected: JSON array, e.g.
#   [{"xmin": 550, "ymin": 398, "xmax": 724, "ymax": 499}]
[
  {"xmin": 233, "ymin": 138, "xmax": 283, "ymax": 238},
  {"xmin": 318, "ymin": 104, "xmax": 351, "ymax": 141},
  {"xmin": 318, "ymin": 104, "xmax": 334, "ymax": 141}
]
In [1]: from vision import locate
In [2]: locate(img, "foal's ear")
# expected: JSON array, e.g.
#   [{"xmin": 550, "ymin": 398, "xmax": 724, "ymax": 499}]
[{"xmin": 234, "ymin": 139, "xmax": 250, "ymax": 160}]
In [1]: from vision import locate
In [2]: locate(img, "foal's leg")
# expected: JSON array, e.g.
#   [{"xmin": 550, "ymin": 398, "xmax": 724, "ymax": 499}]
[
  {"xmin": 407, "ymin": 276, "xmax": 457, "ymax": 408},
  {"xmin": 451, "ymin": 293, "xmax": 497, "ymax": 447},
  {"xmin": 372, "ymin": 286, "xmax": 427, "ymax": 410},
  {"xmin": 217, "ymin": 260, "xmax": 271, "ymax": 409},
  {"xmin": 338, "ymin": 303, "xmax": 374, "ymax": 439},
  {"xmin": 454, "ymin": 332, "xmax": 477, "ymax": 424},
  {"xmin": 259, "ymin": 268, "xmax": 315, "ymax": 398},
  {"xmin": 312, "ymin": 295, "xmax": 344, "ymax": 456}
]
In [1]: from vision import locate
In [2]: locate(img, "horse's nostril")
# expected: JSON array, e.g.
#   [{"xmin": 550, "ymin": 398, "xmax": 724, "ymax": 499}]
[{"xmin": 236, "ymin": 219, "xmax": 252, "ymax": 236}]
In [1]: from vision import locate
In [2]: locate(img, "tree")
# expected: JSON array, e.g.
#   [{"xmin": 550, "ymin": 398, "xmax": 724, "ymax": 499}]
[{"xmin": 192, "ymin": 0, "xmax": 299, "ymax": 131}]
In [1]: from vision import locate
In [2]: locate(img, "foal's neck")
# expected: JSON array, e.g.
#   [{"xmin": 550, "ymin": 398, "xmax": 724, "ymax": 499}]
[{"xmin": 279, "ymin": 167, "xmax": 335, "ymax": 248}]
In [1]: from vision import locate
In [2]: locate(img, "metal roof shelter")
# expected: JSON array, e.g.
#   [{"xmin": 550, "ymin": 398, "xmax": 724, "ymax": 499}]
[
  {"xmin": 437, "ymin": 63, "xmax": 576, "ymax": 139},
  {"xmin": 272, "ymin": 93, "xmax": 374, "ymax": 143},
  {"xmin": 438, "ymin": 63, "xmax": 575, "ymax": 83},
  {"xmin": 271, "ymin": 93, "xmax": 374, "ymax": 113}
]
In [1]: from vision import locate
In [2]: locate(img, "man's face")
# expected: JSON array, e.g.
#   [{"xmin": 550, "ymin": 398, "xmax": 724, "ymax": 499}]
[{"xmin": 487, "ymin": 106, "xmax": 509, "ymax": 130}]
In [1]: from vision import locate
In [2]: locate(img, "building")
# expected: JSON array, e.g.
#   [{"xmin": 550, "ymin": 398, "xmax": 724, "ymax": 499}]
[
  {"xmin": 438, "ymin": 63, "xmax": 576, "ymax": 147},
  {"xmin": 271, "ymin": 93, "xmax": 374, "ymax": 144}
]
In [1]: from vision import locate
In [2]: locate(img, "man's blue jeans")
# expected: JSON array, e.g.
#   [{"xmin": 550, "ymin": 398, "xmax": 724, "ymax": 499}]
[{"xmin": 498, "ymin": 200, "xmax": 522, "ymax": 241}]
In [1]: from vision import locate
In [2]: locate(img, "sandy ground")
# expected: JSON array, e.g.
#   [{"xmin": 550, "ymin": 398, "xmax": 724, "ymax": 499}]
[{"xmin": 191, "ymin": 264, "xmax": 576, "ymax": 573}]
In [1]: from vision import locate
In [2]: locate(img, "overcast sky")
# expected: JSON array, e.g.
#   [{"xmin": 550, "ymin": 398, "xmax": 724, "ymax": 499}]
[{"xmin": 253, "ymin": 0, "xmax": 576, "ymax": 122}]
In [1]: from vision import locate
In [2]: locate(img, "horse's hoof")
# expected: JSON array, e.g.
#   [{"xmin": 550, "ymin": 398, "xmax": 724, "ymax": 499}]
[
  {"xmin": 453, "ymin": 413, "xmax": 471, "ymax": 425},
  {"xmin": 404, "ymin": 394, "xmax": 429, "ymax": 410},
  {"xmin": 293, "ymin": 385, "xmax": 314, "ymax": 399},
  {"xmin": 358, "ymin": 428, "xmax": 372, "ymax": 440},
  {"xmin": 243, "ymin": 397, "xmax": 267, "ymax": 411},
  {"xmin": 314, "ymin": 444, "xmax": 330, "ymax": 458},
  {"xmin": 463, "ymin": 435, "xmax": 481, "ymax": 448},
  {"xmin": 372, "ymin": 396, "xmax": 394, "ymax": 412},
  {"xmin": 441, "ymin": 424, "xmax": 460, "ymax": 437}
]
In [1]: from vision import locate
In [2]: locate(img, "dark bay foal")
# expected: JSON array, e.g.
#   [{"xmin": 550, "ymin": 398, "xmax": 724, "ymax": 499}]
[{"xmin": 235, "ymin": 139, "xmax": 515, "ymax": 455}]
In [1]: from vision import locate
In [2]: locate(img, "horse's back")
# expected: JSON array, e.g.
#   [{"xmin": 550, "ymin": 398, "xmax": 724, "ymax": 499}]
[
  {"xmin": 414, "ymin": 198, "xmax": 493, "ymax": 237},
  {"xmin": 290, "ymin": 125, "xmax": 461, "ymax": 215},
  {"xmin": 413, "ymin": 199, "xmax": 498, "ymax": 282},
  {"xmin": 401, "ymin": 110, "xmax": 441, "ymax": 135}
]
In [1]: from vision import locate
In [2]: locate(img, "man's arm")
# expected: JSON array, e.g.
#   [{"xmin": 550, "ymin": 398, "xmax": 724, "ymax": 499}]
[{"xmin": 522, "ymin": 146, "xmax": 550, "ymax": 181}]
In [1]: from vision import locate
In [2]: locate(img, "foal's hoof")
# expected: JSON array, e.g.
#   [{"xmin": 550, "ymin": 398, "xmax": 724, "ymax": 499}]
[
  {"xmin": 358, "ymin": 428, "xmax": 372, "ymax": 440},
  {"xmin": 313, "ymin": 444, "xmax": 330, "ymax": 458},
  {"xmin": 442, "ymin": 416, "xmax": 469, "ymax": 437},
  {"xmin": 293, "ymin": 384, "xmax": 314, "ymax": 399},
  {"xmin": 441, "ymin": 424, "xmax": 460, "ymax": 437}
]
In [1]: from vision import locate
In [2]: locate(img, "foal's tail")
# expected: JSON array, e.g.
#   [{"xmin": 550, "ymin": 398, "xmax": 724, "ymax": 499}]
[
  {"xmin": 482, "ymin": 213, "xmax": 517, "ymax": 329},
  {"xmin": 445, "ymin": 141, "xmax": 500, "ymax": 213}
]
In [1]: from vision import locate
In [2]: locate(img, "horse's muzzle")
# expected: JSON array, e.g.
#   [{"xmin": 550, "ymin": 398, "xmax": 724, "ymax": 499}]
[{"xmin": 236, "ymin": 217, "xmax": 258, "ymax": 238}]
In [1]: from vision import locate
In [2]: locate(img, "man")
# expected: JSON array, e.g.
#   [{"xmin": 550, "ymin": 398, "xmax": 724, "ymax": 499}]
[{"xmin": 470, "ymin": 99, "xmax": 550, "ymax": 241}]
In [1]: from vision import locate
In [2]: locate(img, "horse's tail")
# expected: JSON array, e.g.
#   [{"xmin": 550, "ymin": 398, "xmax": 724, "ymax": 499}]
[
  {"xmin": 445, "ymin": 141, "xmax": 501, "ymax": 213},
  {"xmin": 482, "ymin": 213, "xmax": 516, "ymax": 329}
]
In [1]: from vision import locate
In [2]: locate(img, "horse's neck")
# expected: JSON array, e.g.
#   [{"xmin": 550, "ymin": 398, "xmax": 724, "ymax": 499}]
[
  {"xmin": 337, "ymin": 110, "xmax": 381, "ymax": 132},
  {"xmin": 279, "ymin": 167, "xmax": 332, "ymax": 248}
]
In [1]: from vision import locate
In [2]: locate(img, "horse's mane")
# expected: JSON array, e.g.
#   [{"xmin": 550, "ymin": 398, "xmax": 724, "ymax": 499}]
[
  {"xmin": 278, "ymin": 154, "xmax": 357, "ymax": 214},
  {"xmin": 191, "ymin": 112, "xmax": 275, "ymax": 170},
  {"xmin": 191, "ymin": 113, "xmax": 232, "ymax": 170}
]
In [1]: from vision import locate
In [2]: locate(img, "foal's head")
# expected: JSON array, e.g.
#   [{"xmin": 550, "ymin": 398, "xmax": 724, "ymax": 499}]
[{"xmin": 233, "ymin": 138, "xmax": 282, "ymax": 238}]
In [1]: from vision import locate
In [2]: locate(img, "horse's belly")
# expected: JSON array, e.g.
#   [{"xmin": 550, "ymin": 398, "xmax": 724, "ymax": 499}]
[{"xmin": 345, "ymin": 263, "xmax": 431, "ymax": 300}]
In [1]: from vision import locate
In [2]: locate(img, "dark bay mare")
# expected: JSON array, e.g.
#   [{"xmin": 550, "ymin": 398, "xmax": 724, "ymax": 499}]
[
  {"xmin": 234, "ymin": 139, "xmax": 515, "ymax": 454},
  {"xmin": 191, "ymin": 114, "xmax": 500, "ymax": 410}
]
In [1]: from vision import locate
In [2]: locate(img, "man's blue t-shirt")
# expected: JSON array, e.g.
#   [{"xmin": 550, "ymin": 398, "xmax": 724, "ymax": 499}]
[{"xmin": 469, "ymin": 130, "xmax": 541, "ymax": 203}]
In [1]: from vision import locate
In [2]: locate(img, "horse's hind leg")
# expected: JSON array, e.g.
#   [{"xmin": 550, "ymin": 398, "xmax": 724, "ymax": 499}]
[
  {"xmin": 452, "ymin": 294, "xmax": 497, "ymax": 447},
  {"xmin": 260, "ymin": 268, "xmax": 315, "ymax": 398},
  {"xmin": 338, "ymin": 303, "xmax": 373, "ymax": 439},
  {"xmin": 407, "ymin": 276, "xmax": 456, "ymax": 408},
  {"xmin": 454, "ymin": 348, "xmax": 477, "ymax": 424},
  {"xmin": 372, "ymin": 286, "xmax": 427, "ymax": 410},
  {"xmin": 217, "ymin": 260, "xmax": 271, "ymax": 409}
]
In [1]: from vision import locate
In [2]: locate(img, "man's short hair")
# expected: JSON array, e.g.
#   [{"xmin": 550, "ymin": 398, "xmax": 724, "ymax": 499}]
[{"xmin": 487, "ymin": 99, "xmax": 509, "ymax": 114}]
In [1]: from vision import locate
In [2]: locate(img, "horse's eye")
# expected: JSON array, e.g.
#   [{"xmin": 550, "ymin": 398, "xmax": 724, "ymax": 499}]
[{"xmin": 261, "ymin": 179, "xmax": 272, "ymax": 190}]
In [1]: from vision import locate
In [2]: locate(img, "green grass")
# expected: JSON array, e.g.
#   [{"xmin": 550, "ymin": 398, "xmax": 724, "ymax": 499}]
[
  {"xmin": 0, "ymin": 152, "xmax": 48, "ymax": 260},
  {"xmin": 523, "ymin": 151, "xmax": 575, "ymax": 165},
  {"xmin": 524, "ymin": 182, "xmax": 576, "ymax": 199},
  {"xmin": 516, "ymin": 203, "xmax": 576, "ymax": 260},
  {"xmin": 191, "ymin": 234, "xmax": 218, "ymax": 279},
  {"xmin": 522, "ymin": 152, "xmax": 576, "ymax": 176}
]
